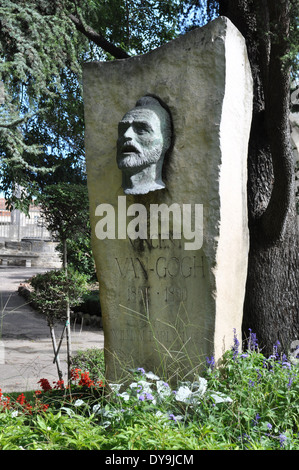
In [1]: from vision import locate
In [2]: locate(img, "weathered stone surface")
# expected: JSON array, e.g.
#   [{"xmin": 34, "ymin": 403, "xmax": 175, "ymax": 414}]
[{"xmin": 83, "ymin": 17, "xmax": 253, "ymax": 383}]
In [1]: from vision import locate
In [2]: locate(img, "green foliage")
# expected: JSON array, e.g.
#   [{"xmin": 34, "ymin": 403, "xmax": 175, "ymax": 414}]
[
  {"xmin": 30, "ymin": 269, "xmax": 88, "ymax": 326},
  {"xmin": 0, "ymin": 0, "xmax": 84, "ymax": 203},
  {"xmin": 37, "ymin": 182, "xmax": 96, "ymax": 277},
  {"xmin": 281, "ymin": 0, "xmax": 299, "ymax": 79},
  {"xmin": 73, "ymin": 291, "xmax": 101, "ymax": 316},
  {"xmin": 72, "ymin": 348, "xmax": 105, "ymax": 382},
  {"xmin": 179, "ymin": 0, "xmax": 218, "ymax": 31},
  {"xmin": 1, "ymin": 334, "xmax": 299, "ymax": 449},
  {"xmin": 37, "ymin": 182, "xmax": 89, "ymax": 242},
  {"xmin": 0, "ymin": 0, "xmax": 185, "ymax": 203},
  {"xmin": 59, "ymin": 233, "xmax": 97, "ymax": 282},
  {"xmin": 75, "ymin": 0, "xmax": 181, "ymax": 55}
]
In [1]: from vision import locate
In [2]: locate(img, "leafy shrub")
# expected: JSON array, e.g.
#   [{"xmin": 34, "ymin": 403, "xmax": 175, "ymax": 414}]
[
  {"xmin": 72, "ymin": 348, "xmax": 105, "ymax": 382},
  {"xmin": 30, "ymin": 269, "xmax": 88, "ymax": 326},
  {"xmin": 73, "ymin": 291, "xmax": 101, "ymax": 317}
]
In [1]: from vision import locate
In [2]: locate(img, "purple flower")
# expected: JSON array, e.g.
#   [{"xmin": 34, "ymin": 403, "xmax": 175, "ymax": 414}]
[
  {"xmin": 146, "ymin": 393, "xmax": 154, "ymax": 401},
  {"xmin": 248, "ymin": 329, "xmax": 258, "ymax": 351},
  {"xmin": 267, "ymin": 423, "xmax": 272, "ymax": 430},
  {"xmin": 252, "ymin": 413, "xmax": 261, "ymax": 427},
  {"xmin": 137, "ymin": 368, "xmax": 145, "ymax": 375},
  {"xmin": 169, "ymin": 414, "xmax": 177, "ymax": 422},
  {"xmin": 232, "ymin": 329, "xmax": 240, "ymax": 360},
  {"xmin": 248, "ymin": 379, "xmax": 255, "ymax": 387},
  {"xmin": 206, "ymin": 356, "xmax": 215, "ymax": 369},
  {"xmin": 138, "ymin": 394, "xmax": 145, "ymax": 401},
  {"xmin": 279, "ymin": 433, "xmax": 287, "ymax": 447},
  {"xmin": 256, "ymin": 369, "xmax": 262, "ymax": 381},
  {"xmin": 272, "ymin": 341, "xmax": 281, "ymax": 360},
  {"xmin": 287, "ymin": 376, "xmax": 293, "ymax": 389}
]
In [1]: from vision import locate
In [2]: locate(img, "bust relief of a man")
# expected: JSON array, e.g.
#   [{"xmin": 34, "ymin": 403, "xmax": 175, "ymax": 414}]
[{"xmin": 116, "ymin": 95, "xmax": 172, "ymax": 195}]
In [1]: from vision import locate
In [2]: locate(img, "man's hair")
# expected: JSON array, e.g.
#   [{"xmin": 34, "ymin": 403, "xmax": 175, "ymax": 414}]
[{"xmin": 135, "ymin": 95, "xmax": 172, "ymax": 152}]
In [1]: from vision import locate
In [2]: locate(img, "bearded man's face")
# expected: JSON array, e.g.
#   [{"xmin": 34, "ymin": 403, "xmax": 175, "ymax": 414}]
[{"xmin": 116, "ymin": 108, "xmax": 165, "ymax": 171}]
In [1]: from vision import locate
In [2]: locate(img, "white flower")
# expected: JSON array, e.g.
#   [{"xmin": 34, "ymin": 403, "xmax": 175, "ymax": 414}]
[
  {"xmin": 156, "ymin": 380, "xmax": 172, "ymax": 398},
  {"xmin": 209, "ymin": 392, "xmax": 233, "ymax": 403},
  {"xmin": 11, "ymin": 410, "xmax": 18, "ymax": 418},
  {"xmin": 130, "ymin": 380, "xmax": 153, "ymax": 394},
  {"xmin": 175, "ymin": 377, "xmax": 208, "ymax": 405},
  {"xmin": 61, "ymin": 406, "xmax": 75, "ymax": 416},
  {"xmin": 193, "ymin": 376, "xmax": 208, "ymax": 396},
  {"xmin": 74, "ymin": 399, "xmax": 85, "ymax": 407},
  {"xmin": 109, "ymin": 383, "xmax": 123, "ymax": 393},
  {"xmin": 175, "ymin": 385, "xmax": 193, "ymax": 403},
  {"xmin": 144, "ymin": 371, "xmax": 160, "ymax": 381},
  {"xmin": 117, "ymin": 391, "xmax": 131, "ymax": 401},
  {"xmin": 92, "ymin": 404, "xmax": 102, "ymax": 414}
]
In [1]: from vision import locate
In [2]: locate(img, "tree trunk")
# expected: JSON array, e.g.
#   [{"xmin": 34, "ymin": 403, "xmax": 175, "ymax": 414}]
[{"xmin": 218, "ymin": 0, "xmax": 299, "ymax": 355}]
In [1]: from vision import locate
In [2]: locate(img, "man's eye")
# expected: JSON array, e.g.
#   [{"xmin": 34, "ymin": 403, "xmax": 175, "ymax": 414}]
[
  {"xmin": 134, "ymin": 123, "xmax": 151, "ymax": 134},
  {"xmin": 119, "ymin": 123, "xmax": 129, "ymax": 133}
]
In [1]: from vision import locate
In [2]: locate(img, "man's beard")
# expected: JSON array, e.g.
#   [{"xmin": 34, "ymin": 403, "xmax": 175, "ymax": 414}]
[{"xmin": 117, "ymin": 146, "xmax": 162, "ymax": 171}]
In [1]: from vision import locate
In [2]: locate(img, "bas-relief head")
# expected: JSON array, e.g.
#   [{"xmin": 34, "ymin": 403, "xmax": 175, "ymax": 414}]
[{"xmin": 116, "ymin": 95, "xmax": 172, "ymax": 195}]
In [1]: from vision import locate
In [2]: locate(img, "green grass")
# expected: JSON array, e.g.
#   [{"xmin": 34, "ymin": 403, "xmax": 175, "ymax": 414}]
[{"xmin": 0, "ymin": 333, "xmax": 298, "ymax": 450}]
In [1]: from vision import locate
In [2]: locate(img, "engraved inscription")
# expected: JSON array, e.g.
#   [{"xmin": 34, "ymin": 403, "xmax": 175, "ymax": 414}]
[
  {"xmin": 115, "ymin": 255, "xmax": 205, "ymax": 279},
  {"xmin": 110, "ymin": 327, "xmax": 189, "ymax": 344},
  {"xmin": 127, "ymin": 285, "xmax": 187, "ymax": 303},
  {"xmin": 115, "ymin": 254, "xmax": 205, "ymax": 306}
]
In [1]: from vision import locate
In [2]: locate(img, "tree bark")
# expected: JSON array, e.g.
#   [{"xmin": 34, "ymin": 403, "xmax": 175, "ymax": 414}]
[
  {"xmin": 69, "ymin": 14, "xmax": 130, "ymax": 60},
  {"xmin": 218, "ymin": 0, "xmax": 299, "ymax": 355}
]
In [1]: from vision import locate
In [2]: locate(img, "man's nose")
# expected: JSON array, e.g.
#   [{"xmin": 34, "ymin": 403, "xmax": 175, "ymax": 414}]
[{"xmin": 123, "ymin": 125, "xmax": 135, "ymax": 140}]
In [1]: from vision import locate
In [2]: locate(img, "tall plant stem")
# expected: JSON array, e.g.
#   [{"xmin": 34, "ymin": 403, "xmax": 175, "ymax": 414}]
[
  {"xmin": 63, "ymin": 238, "xmax": 72, "ymax": 384},
  {"xmin": 49, "ymin": 325, "xmax": 64, "ymax": 383}
]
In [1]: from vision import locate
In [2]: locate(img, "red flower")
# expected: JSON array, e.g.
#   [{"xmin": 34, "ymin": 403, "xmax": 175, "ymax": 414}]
[
  {"xmin": 70, "ymin": 368, "xmax": 81, "ymax": 382},
  {"xmin": 78, "ymin": 371, "xmax": 95, "ymax": 388},
  {"xmin": 53, "ymin": 379, "xmax": 64, "ymax": 390},
  {"xmin": 38, "ymin": 378, "xmax": 53, "ymax": 392},
  {"xmin": 17, "ymin": 393, "xmax": 26, "ymax": 406}
]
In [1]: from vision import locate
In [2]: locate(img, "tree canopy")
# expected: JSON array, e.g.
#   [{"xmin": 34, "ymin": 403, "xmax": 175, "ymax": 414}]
[{"xmin": 0, "ymin": 0, "xmax": 184, "ymax": 207}]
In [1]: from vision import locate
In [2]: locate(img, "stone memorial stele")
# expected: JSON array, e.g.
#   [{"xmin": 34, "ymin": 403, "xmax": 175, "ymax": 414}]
[{"xmin": 83, "ymin": 17, "xmax": 253, "ymax": 385}]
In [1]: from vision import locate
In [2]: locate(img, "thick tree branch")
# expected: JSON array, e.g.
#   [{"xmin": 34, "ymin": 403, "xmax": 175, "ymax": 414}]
[
  {"xmin": 260, "ymin": 0, "xmax": 294, "ymax": 241},
  {"xmin": 69, "ymin": 13, "xmax": 130, "ymax": 60},
  {"xmin": 219, "ymin": 0, "xmax": 295, "ymax": 242}
]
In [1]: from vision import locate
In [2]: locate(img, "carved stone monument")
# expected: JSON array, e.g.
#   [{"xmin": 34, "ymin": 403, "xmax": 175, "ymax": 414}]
[
  {"xmin": 83, "ymin": 17, "xmax": 253, "ymax": 384},
  {"xmin": 117, "ymin": 95, "xmax": 173, "ymax": 195}
]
